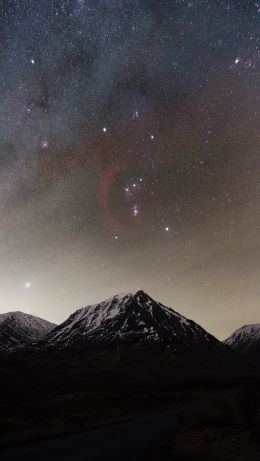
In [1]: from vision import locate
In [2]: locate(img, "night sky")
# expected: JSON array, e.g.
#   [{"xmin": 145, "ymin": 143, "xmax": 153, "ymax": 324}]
[{"xmin": 0, "ymin": 1, "xmax": 259, "ymax": 339}]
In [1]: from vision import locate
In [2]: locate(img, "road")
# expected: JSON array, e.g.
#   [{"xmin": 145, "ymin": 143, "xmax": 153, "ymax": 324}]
[{"xmin": 0, "ymin": 397, "xmax": 215, "ymax": 461}]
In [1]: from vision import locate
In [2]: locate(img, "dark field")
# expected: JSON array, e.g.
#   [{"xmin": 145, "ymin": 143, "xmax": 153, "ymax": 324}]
[{"xmin": 0, "ymin": 348, "xmax": 260, "ymax": 459}]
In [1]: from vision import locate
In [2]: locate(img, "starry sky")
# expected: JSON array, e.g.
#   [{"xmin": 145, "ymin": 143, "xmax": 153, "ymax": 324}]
[{"xmin": 0, "ymin": 0, "xmax": 259, "ymax": 339}]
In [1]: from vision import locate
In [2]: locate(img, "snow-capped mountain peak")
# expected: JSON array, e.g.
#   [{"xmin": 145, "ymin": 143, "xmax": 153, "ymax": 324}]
[
  {"xmin": 224, "ymin": 324, "xmax": 260, "ymax": 358},
  {"xmin": 0, "ymin": 311, "xmax": 56, "ymax": 352},
  {"xmin": 45, "ymin": 291, "xmax": 220, "ymax": 351}
]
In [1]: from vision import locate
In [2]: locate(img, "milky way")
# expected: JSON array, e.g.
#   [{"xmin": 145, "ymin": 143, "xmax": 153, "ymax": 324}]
[{"xmin": 0, "ymin": 1, "xmax": 259, "ymax": 339}]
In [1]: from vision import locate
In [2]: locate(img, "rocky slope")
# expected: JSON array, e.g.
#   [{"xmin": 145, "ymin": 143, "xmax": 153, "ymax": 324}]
[
  {"xmin": 224, "ymin": 324, "xmax": 260, "ymax": 359},
  {"xmin": 44, "ymin": 290, "xmax": 221, "ymax": 352},
  {"xmin": 0, "ymin": 311, "xmax": 56, "ymax": 352}
]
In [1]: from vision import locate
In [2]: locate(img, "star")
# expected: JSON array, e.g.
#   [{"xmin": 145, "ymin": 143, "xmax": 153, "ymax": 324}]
[
  {"xmin": 133, "ymin": 204, "xmax": 139, "ymax": 217},
  {"xmin": 40, "ymin": 140, "xmax": 49, "ymax": 149},
  {"xmin": 133, "ymin": 110, "xmax": 139, "ymax": 119},
  {"xmin": 0, "ymin": 0, "xmax": 258, "ymax": 343}
]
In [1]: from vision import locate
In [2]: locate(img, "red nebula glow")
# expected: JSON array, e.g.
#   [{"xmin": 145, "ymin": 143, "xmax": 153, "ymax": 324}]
[{"xmin": 99, "ymin": 162, "xmax": 130, "ymax": 234}]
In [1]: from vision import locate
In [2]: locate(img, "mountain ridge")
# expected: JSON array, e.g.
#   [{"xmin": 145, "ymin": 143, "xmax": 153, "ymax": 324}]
[
  {"xmin": 43, "ymin": 290, "xmax": 222, "ymax": 352},
  {"xmin": 0, "ymin": 311, "xmax": 56, "ymax": 352},
  {"xmin": 224, "ymin": 323, "xmax": 260, "ymax": 359},
  {"xmin": 1, "ymin": 293, "xmax": 259, "ymax": 359}
]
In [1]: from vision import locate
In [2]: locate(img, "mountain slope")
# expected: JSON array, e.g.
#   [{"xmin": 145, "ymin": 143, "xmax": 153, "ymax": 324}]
[
  {"xmin": 0, "ymin": 311, "xmax": 56, "ymax": 352},
  {"xmin": 224, "ymin": 324, "xmax": 260, "ymax": 359},
  {"xmin": 44, "ymin": 290, "xmax": 221, "ymax": 352}
]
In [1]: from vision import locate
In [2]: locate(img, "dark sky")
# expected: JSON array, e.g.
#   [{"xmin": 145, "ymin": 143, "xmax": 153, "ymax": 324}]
[{"xmin": 0, "ymin": 0, "xmax": 259, "ymax": 339}]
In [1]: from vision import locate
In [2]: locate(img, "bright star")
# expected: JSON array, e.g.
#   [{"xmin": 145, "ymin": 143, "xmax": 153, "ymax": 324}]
[
  {"xmin": 40, "ymin": 140, "xmax": 49, "ymax": 149},
  {"xmin": 133, "ymin": 204, "xmax": 139, "ymax": 217},
  {"xmin": 25, "ymin": 282, "xmax": 31, "ymax": 288}
]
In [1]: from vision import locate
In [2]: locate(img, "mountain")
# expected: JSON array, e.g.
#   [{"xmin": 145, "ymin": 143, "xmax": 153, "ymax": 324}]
[
  {"xmin": 224, "ymin": 324, "xmax": 260, "ymax": 359},
  {"xmin": 44, "ymin": 290, "xmax": 221, "ymax": 352},
  {"xmin": 0, "ymin": 311, "xmax": 56, "ymax": 352}
]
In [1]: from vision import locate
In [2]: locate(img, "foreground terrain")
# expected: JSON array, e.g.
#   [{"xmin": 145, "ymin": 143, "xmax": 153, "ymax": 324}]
[
  {"xmin": 1, "ymin": 387, "xmax": 260, "ymax": 460},
  {"xmin": 0, "ymin": 292, "xmax": 259, "ymax": 458}
]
